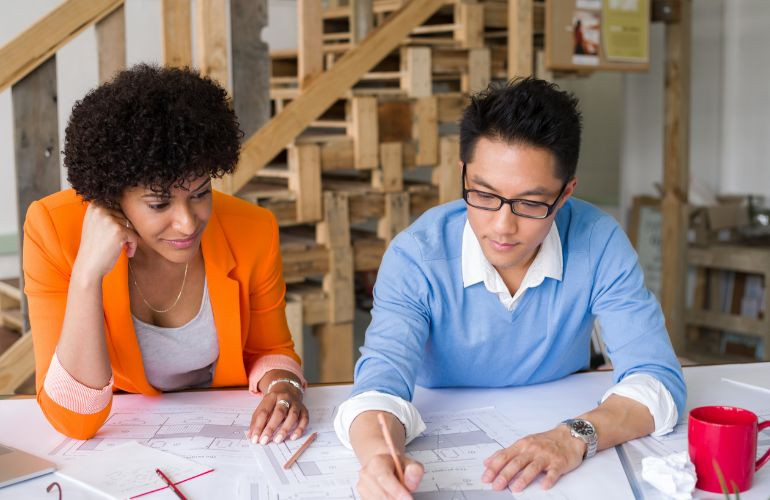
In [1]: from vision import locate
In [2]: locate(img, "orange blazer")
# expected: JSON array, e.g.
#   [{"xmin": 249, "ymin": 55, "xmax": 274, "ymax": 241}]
[{"xmin": 23, "ymin": 189, "xmax": 300, "ymax": 439}]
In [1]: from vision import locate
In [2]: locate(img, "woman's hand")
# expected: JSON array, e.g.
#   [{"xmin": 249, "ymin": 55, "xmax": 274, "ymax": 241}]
[
  {"xmin": 73, "ymin": 203, "xmax": 139, "ymax": 281},
  {"xmin": 357, "ymin": 453, "xmax": 423, "ymax": 499},
  {"xmin": 248, "ymin": 381, "xmax": 308, "ymax": 445}
]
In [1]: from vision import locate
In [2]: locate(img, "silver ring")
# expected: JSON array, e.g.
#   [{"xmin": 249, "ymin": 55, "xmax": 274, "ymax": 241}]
[
  {"xmin": 125, "ymin": 219, "xmax": 130, "ymax": 229},
  {"xmin": 277, "ymin": 399, "xmax": 290, "ymax": 410}
]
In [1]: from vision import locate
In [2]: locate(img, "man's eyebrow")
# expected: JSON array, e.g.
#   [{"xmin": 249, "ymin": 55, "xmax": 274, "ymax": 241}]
[{"xmin": 469, "ymin": 175, "xmax": 551, "ymax": 198}]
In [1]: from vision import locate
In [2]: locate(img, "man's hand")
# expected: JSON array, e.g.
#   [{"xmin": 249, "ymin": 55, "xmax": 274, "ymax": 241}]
[
  {"xmin": 357, "ymin": 453, "xmax": 423, "ymax": 499},
  {"xmin": 481, "ymin": 425, "xmax": 585, "ymax": 492}
]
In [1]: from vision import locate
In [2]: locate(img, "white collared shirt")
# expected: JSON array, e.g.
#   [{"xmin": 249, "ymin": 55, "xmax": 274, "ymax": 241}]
[{"xmin": 334, "ymin": 219, "xmax": 678, "ymax": 449}]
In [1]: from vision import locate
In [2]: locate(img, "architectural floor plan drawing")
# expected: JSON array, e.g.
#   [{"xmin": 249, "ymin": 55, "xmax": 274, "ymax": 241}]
[
  {"xmin": 48, "ymin": 403, "xmax": 335, "ymax": 469},
  {"xmin": 250, "ymin": 408, "xmax": 527, "ymax": 498}
]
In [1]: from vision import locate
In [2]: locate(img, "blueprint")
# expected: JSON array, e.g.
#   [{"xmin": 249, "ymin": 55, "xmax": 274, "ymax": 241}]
[{"xmin": 48, "ymin": 403, "xmax": 335, "ymax": 469}]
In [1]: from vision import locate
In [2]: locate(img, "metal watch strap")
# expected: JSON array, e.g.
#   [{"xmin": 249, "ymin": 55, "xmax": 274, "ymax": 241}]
[
  {"xmin": 561, "ymin": 419, "xmax": 597, "ymax": 459},
  {"xmin": 266, "ymin": 377, "xmax": 304, "ymax": 395}
]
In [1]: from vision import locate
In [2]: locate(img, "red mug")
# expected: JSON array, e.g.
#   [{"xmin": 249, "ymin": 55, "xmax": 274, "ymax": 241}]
[{"xmin": 688, "ymin": 405, "xmax": 770, "ymax": 493}]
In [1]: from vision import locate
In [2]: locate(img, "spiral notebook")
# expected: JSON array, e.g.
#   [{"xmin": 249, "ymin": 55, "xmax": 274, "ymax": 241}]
[{"xmin": 57, "ymin": 441, "xmax": 214, "ymax": 499}]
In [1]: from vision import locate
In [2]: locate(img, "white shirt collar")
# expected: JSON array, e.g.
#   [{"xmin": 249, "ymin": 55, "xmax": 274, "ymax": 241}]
[{"xmin": 461, "ymin": 219, "xmax": 563, "ymax": 310}]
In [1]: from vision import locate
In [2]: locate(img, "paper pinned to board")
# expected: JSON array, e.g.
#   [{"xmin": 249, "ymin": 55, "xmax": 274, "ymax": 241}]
[{"xmin": 57, "ymin": 441, "xmax": 214, "ymax": 499}]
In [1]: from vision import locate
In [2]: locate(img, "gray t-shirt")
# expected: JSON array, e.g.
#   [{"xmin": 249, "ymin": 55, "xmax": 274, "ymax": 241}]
[{"xmin": 133, "ymin": 279, "xmax": 219, "ymax": 391}]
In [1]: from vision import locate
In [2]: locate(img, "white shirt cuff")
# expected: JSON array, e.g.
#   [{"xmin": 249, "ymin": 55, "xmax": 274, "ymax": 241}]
[
  {"xmin": 333, "ymin": 390, "xmax": 427, "ymax": 449},
  {"xmin": 601, "ymin": 373, "xmax": 678, "ymax": 436}
]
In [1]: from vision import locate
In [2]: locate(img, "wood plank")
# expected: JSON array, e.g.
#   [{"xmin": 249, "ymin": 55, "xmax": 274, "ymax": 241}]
[
  {"xmin": 454, "ymin": 2, "xmax": 484, "ymax": 49},
  {"xmin": 231, "ymin": 0, "xmax": 269, "ymax": 138},
  {"xmin": 400, "ymin": 46, "xmax": 432, "ymax": 97},
  {"xmin": 284, "ymin": 299, "xmax": 304, "ymax": 360},
  {"xmin": 660, "ymin": 0, "xmax": 691, "ymax": 353},
  {"xmin": 288, "ymin": 144, "xmax": 322, "ymax": 222},
  {"xmin": 162, "ymin": 0, "xmax": 192, "ymax": 68},
  {"xmin": 317, "ymin": 192, "xmax": 354, "ymax": 323},
  {"xmin": 282, "ymin": 246, "xmax": 330, "ymax": 282},
  {"xmin": 95, "ymin": 4, "xmax": 125, "ymax": 84},
  {"xmin": 413, "ymin": 97, "xmax": 439, "ymax": 166},
  {"xmin": 685, "ymin": 309, "xmax": 767, "ymax": 339},
  {"xmin": 377, "ymin": 192, "xmax": 410, "ymax": 243},
  {"xmin": 348, "ymin": 97, "xmax": 379, "ymax": 169},
  {"xmin": 13, "ymin": 57, "xmax": 61, "ymax": 331},
  {"xmin": 231, "ymin": 0, "xmax": 445, "ymax": 193},
  {"xmin": 195, "ymin": 0, "xmax": 229, "ymax": 89},
  {"xmin": 436, "ymin": 93, "xmax": 467, "ymax": 124},
  {"xmin": 0, "ymin": 333, "xmax": 34, "ymax": 395},
  {"xmin": 298, "ymin": 0, "xmax": 323, "ymax": 89},
  {"xmin": 372, "ymin": 142, "xmax": 404, "ymax": 192},
  {"xmin": 0, "ymin": 0, "xmax": 123, "ymax": 92},
  {"xmin": 508, "ymin": 0, "xmax": 533, "ymax": 78},
  {"xmin": 350, "ymin": 0, "xmax": 374, "ymax": 44},
  {"xmin": 315, "ymin": 322, "xmax": 354, "ymax": 383},
  {"xmin": 378, "ymin": 100, "xmax": 413, "ymax": 143},
  {"xmin": 463, "ymin": 47, "xmax": 491, "ymax": 93},
  {"xmin": 435, "ymin": 135, "xmax": 461, "ymax": 203},
  {"xmin": 687, "ymin": 246, "xmax": 770, "ymax": 274},
  {"xmin": 317, "ymin": 192, "xmax": 351, "ymax": 249},
  {"xmin": 353, "ymin": 237, "xmax": 386, "ymax": 271}
]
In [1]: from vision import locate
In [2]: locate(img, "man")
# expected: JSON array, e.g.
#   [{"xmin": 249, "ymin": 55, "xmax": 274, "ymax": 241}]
[{"xmin": 333, "ymin": 77, "xmax": 685, "ymax": 498}]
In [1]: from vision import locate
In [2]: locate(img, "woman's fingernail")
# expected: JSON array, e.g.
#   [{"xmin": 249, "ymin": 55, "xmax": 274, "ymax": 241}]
[
  {"xmin": 251, "ymin": 435, "xmax": 258, "ymax": 444},
  {"xmin": 274, "ymin": 434, "xmax": 284, "ymax": 444},
  {"xmin": 260, "ymin": 435, "xmax": 269, "ymax": 445},
  {"xmin": 291, "ymin": 433, "xmax": 300, "ymax": 440}
]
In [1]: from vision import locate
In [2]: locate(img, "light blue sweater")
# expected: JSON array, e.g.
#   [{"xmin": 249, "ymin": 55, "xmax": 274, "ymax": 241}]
[{"xmin": 352, "ymin": 198, "xmax": 686, "ymax": 418}]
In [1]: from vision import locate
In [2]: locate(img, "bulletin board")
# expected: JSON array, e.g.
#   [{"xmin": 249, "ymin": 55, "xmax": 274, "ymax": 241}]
[
  {"xmin": 628, "ymin": 196, "xmax": 661, "ymax": 299},
  {"xmin": 545, "ymin": 0, "xmax": 650, "ymax": 72}
]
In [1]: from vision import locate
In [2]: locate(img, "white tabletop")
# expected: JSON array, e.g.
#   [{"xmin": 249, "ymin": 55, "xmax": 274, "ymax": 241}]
[{"xmin": 1, "ymin": 363, "xmax": 768, "ymax": 499}]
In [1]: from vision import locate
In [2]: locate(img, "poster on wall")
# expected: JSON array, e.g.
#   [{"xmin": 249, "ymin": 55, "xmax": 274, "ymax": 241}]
[
  {"xmin": 546, "ymin": 0, "xmax": 650, "ymax": 72},
  {"xmin": 603, "ymin": 0, "xmax": 650, "ymax": 62}
]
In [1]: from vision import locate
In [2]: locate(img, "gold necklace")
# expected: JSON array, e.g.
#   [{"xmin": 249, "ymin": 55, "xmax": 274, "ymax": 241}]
[{"xmin": 128, "ymin": 260, "xmax": 189, "ymax": 314}]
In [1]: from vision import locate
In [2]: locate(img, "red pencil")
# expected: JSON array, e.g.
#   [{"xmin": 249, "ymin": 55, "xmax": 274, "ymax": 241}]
[
  {"xmin": 377, "ymin": 413, "xmax": 406, "ymax": 485},
  {"xmin": 155, "ymin": 468, "xmax": 187, "ymax": 500},
  {"xmin": 283, "ymin": 432, "xmax": 318, "ymax": 469}
]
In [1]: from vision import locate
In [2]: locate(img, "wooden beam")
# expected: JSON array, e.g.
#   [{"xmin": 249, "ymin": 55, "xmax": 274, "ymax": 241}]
[
  {"xmin": 455, "ymin": 2, "xmax": 484, "ymax": 49},
  {"xmin": 0, "ymin": 0, "xmax": 123, "ymax": 92},
  {"xmin": 463, "ymin": 48, "xmax": 491, "ymax": 93},
  {"xmin": 413, "ymin": 97, "xmax": 438, "ymax": 166},
  {"xmin": 298, "ymin": 0, "xmax": 323, "ymax": 89},
  {"xmin": 0, "ymin": 333, "xmax": 34, "ymax": 395},
  {"xmin": 13, "ymin": 57, "xmax": 61, "ymax": 331},
  {"xmin": 196, "ymin": 0, "xmax": 229, "ymax": 89},
  {"xmin": 315, "ymin": 322, "xmax": 354, "ymax": 383},
  {"xmin": 372, "ymin": 142, "xmax": 404, "ymax": 192},
  {"xmin": 660, "ymin": 0, "xmax": 691, "ymax": 354},
  {"xmin": 288, "ymin": 144, "xmax": 322, "ymax": 223},
  {"xmin": 230, "ymin": 0, "xmax": 269, "ymax": 138},
  {"xmin": 435, "ymin": 135, "xmax": 461, "ymax": 203},
  {"xmin": 162, "ymin": 0, "xmax": 192, "ymax": 68},
  {"xmin": 348, "ymin": 96, "xmax": 379, "ymax": 169},
  {"xmin": 284, "ymin": 299, "xmax": 304, "ymax": 361},
  {"xmin": 378, "ymin": 192, "xmax": 410, "ymax": 243},
  {"xmin": 230, "ymin": 0, "xmax": 445, "ymax": 193},
  {"xmin": 508, "ymin": 0, "xmax": 533, "ymax": 78},
  {"xmin": 317, "ymin": 193, "xmax": 354, "ymax": 324},
  {"xmin": 350, "ymin": 0, "xmax": 374, "ymax": 44},
  {"xmin": 95, "ymin": 4, "xmax": 125, "ymax": 83},
  {"xmin": 400, "ymin": 46, "xmax": 432, "ymax": 97}
]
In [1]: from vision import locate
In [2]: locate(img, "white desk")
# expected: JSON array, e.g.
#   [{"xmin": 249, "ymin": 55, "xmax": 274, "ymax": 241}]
[{"xmin": 1, "ymin": 363, "xmax": 768, "ymax": 499}]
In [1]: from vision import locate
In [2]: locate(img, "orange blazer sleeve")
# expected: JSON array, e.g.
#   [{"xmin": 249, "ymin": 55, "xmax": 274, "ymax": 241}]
[
  {"xmin": 242, "ymin": 211, "xmax": 301, "ymax": 374},
  {"xmin": 23, "ymin": 200, "xmax": 112, "ymax": 439}
]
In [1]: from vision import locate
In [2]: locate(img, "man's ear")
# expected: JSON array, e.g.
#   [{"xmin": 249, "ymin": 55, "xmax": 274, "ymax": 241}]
[{"xmin": 559, "ymin": 178, "xmax": 578, "ymax": 208}]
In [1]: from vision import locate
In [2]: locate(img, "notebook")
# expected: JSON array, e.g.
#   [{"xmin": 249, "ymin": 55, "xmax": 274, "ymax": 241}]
[
  {"xmin": 57, "ymin": 441, "xmax": 214, "ymax": 499},
  {"xmin": 0, "ymin": 443, "xmax": 56, "ymax": 488}
]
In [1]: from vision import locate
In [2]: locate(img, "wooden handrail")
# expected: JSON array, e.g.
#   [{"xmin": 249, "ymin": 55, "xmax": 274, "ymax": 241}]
[
  {"xmin": 0, "ymin": 0, "xmax": 124, "ymax": 93},
  {"xmin": 229, "ymin": 0, "xmax": 446, "ymax": 194}
]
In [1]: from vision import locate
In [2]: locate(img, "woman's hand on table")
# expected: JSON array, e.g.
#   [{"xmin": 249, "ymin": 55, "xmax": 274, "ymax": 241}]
[{"xmin": 248, "ymin": 378, "xmax": 308, "ymax": 445}]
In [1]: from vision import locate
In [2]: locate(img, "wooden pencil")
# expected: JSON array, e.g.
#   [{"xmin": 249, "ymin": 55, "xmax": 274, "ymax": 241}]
[
  {"xmin": 283, "ymin": 431, "xmax": 318, "ymax": 469},
  {"xmin": 377, "ymin": 413, "xmax": 406, "ymax": 485}
]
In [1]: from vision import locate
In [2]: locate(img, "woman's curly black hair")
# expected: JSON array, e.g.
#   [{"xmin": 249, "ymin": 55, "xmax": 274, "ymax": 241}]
[{"xmin": 64, "ymin": 64, "xmax": 242, "ymax": 205}]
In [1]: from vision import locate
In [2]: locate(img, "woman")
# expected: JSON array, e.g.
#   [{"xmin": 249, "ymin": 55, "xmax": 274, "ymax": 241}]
[{"xmin": 23, "ymin": 64, "xmax": 307, "ymax": 444}]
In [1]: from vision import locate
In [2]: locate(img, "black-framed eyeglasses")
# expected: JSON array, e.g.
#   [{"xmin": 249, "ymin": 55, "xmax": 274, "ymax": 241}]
[{"xmin": 461, "ymin": 163, "xmax": 569, "ymax": 219}]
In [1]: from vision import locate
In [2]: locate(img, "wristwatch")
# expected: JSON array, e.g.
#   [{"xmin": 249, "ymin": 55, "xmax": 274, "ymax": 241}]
[{"xmin": 561, "ymin": 419, "xmax": 597, "ymax": 459}]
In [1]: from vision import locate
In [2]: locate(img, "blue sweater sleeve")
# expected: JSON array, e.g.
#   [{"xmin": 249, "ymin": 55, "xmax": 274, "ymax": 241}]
[
  {"xmin": 588, "ymin": 216, "xmax": 687, "ymax": 418},
  {"xmin": 352, "ymin": 232, "xmax": 432, "ymax": 401}
]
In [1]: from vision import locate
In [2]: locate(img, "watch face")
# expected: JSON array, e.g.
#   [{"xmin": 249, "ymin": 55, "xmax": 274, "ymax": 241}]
[{"xmin": 573, "ymin": 420, "xmax": 595, "ymax": 436}]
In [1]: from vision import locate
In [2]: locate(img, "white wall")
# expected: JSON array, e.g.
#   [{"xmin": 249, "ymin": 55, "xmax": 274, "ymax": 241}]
[{"xmin": 620, "ymin": 0, "xmax": 770, "ymax": 226}]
